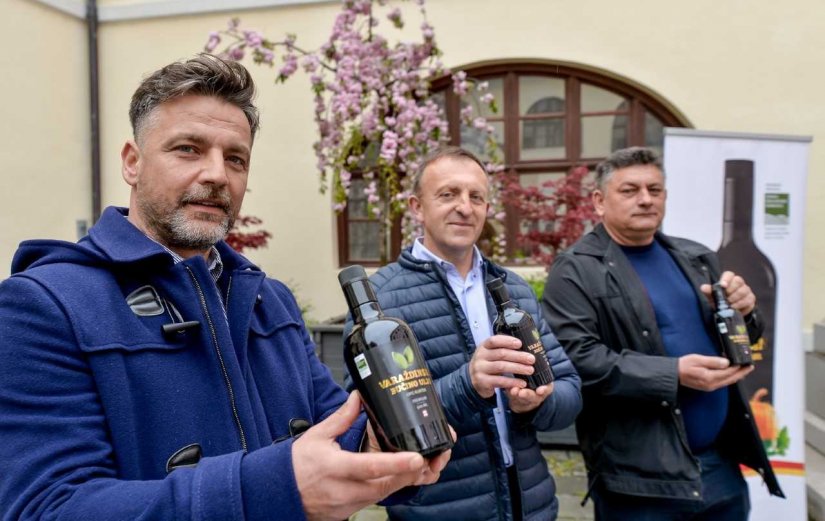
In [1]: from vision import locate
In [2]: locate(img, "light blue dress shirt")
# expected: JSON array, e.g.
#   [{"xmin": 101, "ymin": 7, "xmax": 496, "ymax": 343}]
[{"xmin": 411, "ymin": 239, "xmax": 514, "ymax": 467}]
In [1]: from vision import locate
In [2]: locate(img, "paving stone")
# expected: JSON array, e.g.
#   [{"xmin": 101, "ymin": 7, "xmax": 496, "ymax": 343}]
[{"xmin": 348, "ymin": 449, "xmax": 594, "ymax": 520}]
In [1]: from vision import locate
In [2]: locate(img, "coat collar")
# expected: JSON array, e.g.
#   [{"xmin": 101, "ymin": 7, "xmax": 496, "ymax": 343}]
[
  {"xmin": 88, "ymin": 207, "xmax": 258, "ymax": 273},
  {"xmin": 398, "ymin": 246, "xmax": 507, "ymax": 282},
  {"xmin": 574, "ymin": 223, "xmax": 698, "ymax": 263}
]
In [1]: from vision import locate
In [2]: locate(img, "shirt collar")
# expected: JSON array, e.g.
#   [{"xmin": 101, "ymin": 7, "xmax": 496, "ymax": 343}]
[
  {"xmin": 127, "ymin": 215, "xmax": 224, "ymax": 282},
  {"xmin": 162, "ymin": 244, "xmax": 223, "ymax": 283},
  {"xmin": 411, "ymin": 238, "xmax": 483, "ymax": 276}
]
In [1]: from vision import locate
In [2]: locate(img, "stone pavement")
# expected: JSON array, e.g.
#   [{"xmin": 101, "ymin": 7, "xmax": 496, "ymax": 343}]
[{"xmin": 349, "ymin": 449, "xmax": 594, "ymax": 521}]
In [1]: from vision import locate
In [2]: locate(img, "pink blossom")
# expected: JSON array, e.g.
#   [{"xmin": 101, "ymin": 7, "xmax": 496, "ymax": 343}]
[
  {"xmin": 260, "ymin": 49, "xmax": 274, "ymax": 64},
  {"xmin": 229, "ymin": 47, "xmax": 245, "ymax": 60},
  {"xmin": 205, "ymin": 32, "xmax": 221, "ymax": 52},
  {"xmin": 210, "ymin": 1, "xmax": 504, "ymax": 252},
  {"xmin": 278, "ymin": 55, "xmax": 298, "ymax": 78},
  {"xmin": 387, "ymin": 7, "xmax": 403, "ymax": 27},
  {"xmin": 244, "ymin": 30, "xmax": 263, "ymax": 48}
]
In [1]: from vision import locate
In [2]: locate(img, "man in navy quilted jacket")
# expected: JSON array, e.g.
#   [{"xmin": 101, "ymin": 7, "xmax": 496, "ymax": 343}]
[
  {"xmin": 0, "ymin": 54, "xmax": 449, "ymax": 521},
  {"xmin": 348, "ymin": 146, "xmax": 582, "ymax": 520}
]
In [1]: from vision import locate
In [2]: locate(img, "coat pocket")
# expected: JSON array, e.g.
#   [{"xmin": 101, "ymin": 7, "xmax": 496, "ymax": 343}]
[{"xmin": 76, "ymin": 311, "xmax": 190, "ymax": 354}]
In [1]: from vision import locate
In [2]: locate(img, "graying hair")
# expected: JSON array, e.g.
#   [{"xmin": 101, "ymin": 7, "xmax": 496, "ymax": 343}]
[
  {"xmin": 129, "ymin": 53, "xmax": 259, "ymax": 143},
  {"xmin": 595, "ymin": 146, "xmax": 663, "ymax": 189},
  {"xmin": 411, "ymin": 146, "xmax": 489, "ymax": 195}
]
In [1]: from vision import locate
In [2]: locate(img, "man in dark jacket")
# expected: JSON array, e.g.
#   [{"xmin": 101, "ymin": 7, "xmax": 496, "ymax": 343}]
[
  {"xmin": 542, "ymin": 146, "xmax": 783, "ymax": 520},
  {"xmin": 0, "ymin": 54, "xmax": 448, "ymax": 521},
  {"xmin": 347, "ymin": 146, "xmax": 582, "ymax": 520}
]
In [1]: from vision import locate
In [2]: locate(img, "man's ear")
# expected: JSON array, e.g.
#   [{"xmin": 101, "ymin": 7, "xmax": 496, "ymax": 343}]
[
  {"xmin": 121, "ymin": 140, "xmax": 140, "ymax": 187},
  {"xmin": 591, "ymin": 189, "xmax": 606, "ymax": 217},
  {"xmin": 409, "ymin": 194, "xmax": 424, "ymax": 223}
]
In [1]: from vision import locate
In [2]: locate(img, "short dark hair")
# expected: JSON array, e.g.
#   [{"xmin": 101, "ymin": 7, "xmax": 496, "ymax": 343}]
[
  {"xmin": 411, "ymin": 146, "xmax": 489, "ymax": 195},
  {"xmin": 595, "ymin": 146, "xmax": 663, "ymax": 189},
  {"xmin": 129, "ymin": 53, "xmax": 259, "ymax": 143}
]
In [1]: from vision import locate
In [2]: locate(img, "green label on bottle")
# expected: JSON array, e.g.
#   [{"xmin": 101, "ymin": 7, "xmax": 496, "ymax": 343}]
[{"xmin": 354, "ymin": 353, "xmax": 372, "ymax": 379}]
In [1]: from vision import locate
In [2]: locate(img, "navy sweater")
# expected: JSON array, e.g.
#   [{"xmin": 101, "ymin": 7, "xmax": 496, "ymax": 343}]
[{"xmin": 622, "ymin": 239, "xmax": 727, "ymax": 452}]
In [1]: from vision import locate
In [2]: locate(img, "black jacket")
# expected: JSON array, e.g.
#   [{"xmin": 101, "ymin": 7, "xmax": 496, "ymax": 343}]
[{"xmin": 542, "ymin": 224, "xmax": 783, "ymax": 501}]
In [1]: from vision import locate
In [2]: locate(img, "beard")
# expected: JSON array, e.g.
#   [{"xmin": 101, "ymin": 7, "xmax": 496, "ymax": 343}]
[{"xmin": 139, "ymin": 185, "xmax": 236, "ymax": 253}]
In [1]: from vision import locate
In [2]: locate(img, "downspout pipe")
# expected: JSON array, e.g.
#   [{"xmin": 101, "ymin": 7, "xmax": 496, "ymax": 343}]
[{"xmin": 87, "ymin": 0, "xmax": 101, "ymax": 223}]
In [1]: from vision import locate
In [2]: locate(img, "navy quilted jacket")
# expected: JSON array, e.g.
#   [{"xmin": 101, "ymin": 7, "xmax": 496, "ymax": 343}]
[{"xmin": 346, "ymin": 249, "xmax": 582, "ymax": 521}]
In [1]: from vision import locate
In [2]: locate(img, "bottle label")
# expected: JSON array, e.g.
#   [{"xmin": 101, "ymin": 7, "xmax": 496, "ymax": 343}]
[
  {"xmin": 728, "ymin": 323, "xmax": 750, "ymax": 347},
  {"xmin": 357, "ymin": 326, "xmax": 441, "ymax": 437},
  {"xmin": 511, "ymin": 323, "xmax": 544, "ymax": 357},
  {"xmin": 500, "ymin": 318, "xmax": 554, "ymax": 386},
  {"xmin": 354, "ymin": 353, "xmax": 372, "ymax": 379},
  {"xmin": 718, "ymin": 322, "xmax": 729, "ymax": 334}
]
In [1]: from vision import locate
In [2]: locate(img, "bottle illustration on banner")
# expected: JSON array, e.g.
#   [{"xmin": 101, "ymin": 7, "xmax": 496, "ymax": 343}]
[
  {"xmin": 715, "ymin": 159, "xmax": 787, "ymax": 454},
  {"xmin": 339, "ymin": 265, "xmax": 453, "ymax": 458}
]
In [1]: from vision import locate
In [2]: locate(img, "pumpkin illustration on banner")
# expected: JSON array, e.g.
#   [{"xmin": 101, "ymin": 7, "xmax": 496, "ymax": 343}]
[{"xmin": 750, "ymin": 388, "xmax": 790, "ymax": 456}]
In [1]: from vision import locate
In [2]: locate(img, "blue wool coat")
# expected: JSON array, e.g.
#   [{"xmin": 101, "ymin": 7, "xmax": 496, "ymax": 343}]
[
  {"xmin": 0, "ymin": 207, "xmax": 363, "ymax": 520},
  {"xmin": 346, "ymin": 250, "xmax": 583, "ymax": 521}
]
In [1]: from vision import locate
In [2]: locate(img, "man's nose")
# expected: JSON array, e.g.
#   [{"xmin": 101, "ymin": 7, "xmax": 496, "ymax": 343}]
[
  {"xmin": 638, "ymin": 188, "xmax": 653, "ymax": 204},
  {"xmin": 199, "ymin": 151, "xmax": 228, "ymax": 185},
  {"xmin": 454, "ymin": 194, "xmax": 472, "ymax": 215}
]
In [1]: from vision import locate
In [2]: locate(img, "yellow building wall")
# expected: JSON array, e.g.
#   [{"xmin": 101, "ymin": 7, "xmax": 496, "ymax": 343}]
[
  {"xmin": 0, "ymin": 1, "xmax": 90, "ymax": 274},
  {"xmin": 2, "ymin": 0, "xmax": 823, "ymax": 334}
]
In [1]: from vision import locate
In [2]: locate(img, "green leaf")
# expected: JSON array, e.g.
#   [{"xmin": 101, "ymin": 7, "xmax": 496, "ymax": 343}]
[
  {"xmin": 392, "ymin": 351, "xmax": 409, "ymax": 370},
  {"xmin": 776, "ymin": 426, "xmax": 790, "ymax": 455},
  {"xmin": 403, "ymin": 346, "xmax": 415, "ymax": 365}
]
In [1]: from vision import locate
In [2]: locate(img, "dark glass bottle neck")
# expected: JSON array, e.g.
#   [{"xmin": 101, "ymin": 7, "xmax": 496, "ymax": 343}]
[
  {"xmin": 342, "ymin": 279, "xmax": 383, "ymax": 324},
  {"xmin": 721, "ymin": 160, "xmax": 754, "ymax": 242},
  {"xmin": 495, "ymin": 299, "xmax": 517, "ymax": 312},
  {"xmin": 353, "ymin": 302, "xmax": 382, "ymax": 323},
  {"xmin": 711, "ymin": 284, "xmax": 731, "ymax": 311}
]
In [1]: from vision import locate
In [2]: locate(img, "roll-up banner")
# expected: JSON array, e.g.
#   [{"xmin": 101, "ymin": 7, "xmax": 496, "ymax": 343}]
[{"xmin": 663, "ymin": 128, "xmax": 811, "ymax": 520}]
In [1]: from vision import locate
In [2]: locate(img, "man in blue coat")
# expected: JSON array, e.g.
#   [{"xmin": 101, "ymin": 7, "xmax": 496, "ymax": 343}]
[
  {"xmin": 0, "ymin": 54, "xmax": 449, "ymax": 520},
  {"xmin": 347, "ymin": 147, "xmax": 582, "ymax": 520}
]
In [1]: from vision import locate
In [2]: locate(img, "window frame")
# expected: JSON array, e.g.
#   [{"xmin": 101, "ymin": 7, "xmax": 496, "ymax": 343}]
[{"xmin": 337, "ymin": 61, "xmax": 689, "ymax": 266}]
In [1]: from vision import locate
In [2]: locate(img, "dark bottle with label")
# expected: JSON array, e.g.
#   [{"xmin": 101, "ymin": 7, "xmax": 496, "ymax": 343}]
[
  {"xmin": 712, "ymin": 282, "xmax": 753, "ymax": 366},
  {"xmin": 339, "ymin": 265, "xmax": 453, "ymax": 458},
  {"xmin": 716, "ymin": 160, "xmax": 776, "ymax": 400},
  {"xmin": 486, "ymin": 277, "xmax": 554, "ymax": 389}
]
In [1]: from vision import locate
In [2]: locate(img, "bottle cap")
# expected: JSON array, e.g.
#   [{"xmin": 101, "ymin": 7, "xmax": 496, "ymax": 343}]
[
  {"xmin": 338, "ymin": 265, "xmax": 378, "ymax": 306},
  {"xmin": 338, "ymin": 264, "xmax": 369, "ymax": 286},
  {"xmin": 486, "ymin": 277, "xmax": 510, "ymax": 304}
]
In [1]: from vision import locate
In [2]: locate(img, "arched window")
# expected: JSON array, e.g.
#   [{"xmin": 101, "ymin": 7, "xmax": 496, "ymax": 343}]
[
  {"xmin": 337, "ymin": 61, "xmax": 689, "ymax": 265},
  {"xmin": 523, "ymin": 96, "xmax": 565, "ymax": 152}
]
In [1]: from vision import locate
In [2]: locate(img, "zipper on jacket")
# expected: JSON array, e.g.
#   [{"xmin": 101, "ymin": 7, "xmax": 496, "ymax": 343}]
[
  {"xmin": 224, "ymin": 275, "xmax": 233, "ymax": 310},
  {"xmin": 185, "ymin": 266, "xmax": 248, "ymax": 453}
]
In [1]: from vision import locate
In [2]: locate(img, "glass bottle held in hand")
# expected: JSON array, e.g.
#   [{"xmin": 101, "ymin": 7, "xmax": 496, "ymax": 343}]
[
  {"xmin": 339, "ymin": 265, "xmax": 453, "ymax": 458},
  {"xmin": 712, "ymin": 282, "xmax": 753, "ymax": 366},
  {"xmin": 486, "ymin": 277, "xmax": 554, "ymax": 388}
]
